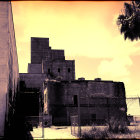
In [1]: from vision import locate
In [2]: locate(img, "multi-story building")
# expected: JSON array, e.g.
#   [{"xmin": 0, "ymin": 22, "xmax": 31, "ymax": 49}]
[
  {"xmin": 20, "ymin": 37, "xmax": 127, "ymax": 126},
  {"xmin": 20, "ymin": 37, "xmax": 75, "ymax": 88},
  {"xmin": 44, "ymin": 78, "xmax": 127, "ymax": 125}
]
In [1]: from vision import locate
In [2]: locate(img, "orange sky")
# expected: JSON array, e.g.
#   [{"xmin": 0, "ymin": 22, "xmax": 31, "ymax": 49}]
[{"xmin": 11, "ymin": 1, "xmax": 140, "ymax": 100}]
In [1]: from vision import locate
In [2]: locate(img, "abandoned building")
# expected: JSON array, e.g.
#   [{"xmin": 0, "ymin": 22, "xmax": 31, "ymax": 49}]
[
  {"xmin": 20, "ymin": 37, "xmax": 128, "ymax": 126},
  {"xmin": 0, "ymin": 1, "xmax": 127, "ymax": 139},
  {"xmin": 44, "ymin": 78, "xmax": 127, "ymax": 125}
]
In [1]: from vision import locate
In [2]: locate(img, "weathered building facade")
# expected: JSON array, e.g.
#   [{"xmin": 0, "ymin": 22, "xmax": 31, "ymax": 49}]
[
  {"xmin": 20, "ymin": 37, "xmax": 76, "ymax": 124},
  {"xmin": 20, "ymin": 37, "xmax": 127, "ymax": 126},
  {"xmin": 0, "ymin": 1, "xmax": 19, "ymax": 137},
  {"xmin": 20, "ymin": 37, "xmax": 75, "ymax": 88},
  {"xmin": 44, "ymin": 79, "xmax": 127, "ymax": 125}
]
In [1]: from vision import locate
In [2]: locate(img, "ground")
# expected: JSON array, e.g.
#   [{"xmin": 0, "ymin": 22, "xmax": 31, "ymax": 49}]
[
  {"xmin": 31, "ymin": 126, "xmax": 78, "ymax": 139},
  {"xmin": 30, "ymin": 125, "xmax": 140, "ymax": 139}
]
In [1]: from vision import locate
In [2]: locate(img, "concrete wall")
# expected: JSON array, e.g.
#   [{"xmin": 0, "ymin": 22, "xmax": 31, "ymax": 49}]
[
  {"xmin": 28, "ymin": 63, "xmax": 42, "ymax": 73},
  {"xmin": 65, "ymin": 80, "xmax": 127, "ymax": 124},
  {"xmin": 44, "ymin": 80, "xmax": 127, "ymax": 125},
  {"xmin": 20, "ymin": 73, "xmax": 45, "ymax": 89},
  {"xmin": 31, "ymin": 37, "xmax": 51, "ymax": 64},
  {"xmin": 43, "ymin": 60, "xmax": 75, "ymax": 80},
  {"xmin": 29, "ymin": 37, "xmax": 75, "ymax": 81},
  {"xmin": 51, "ymin": 50, "xmax": 65, "ymax": 61},
  {"xmin": 0, "ymin": 1, "xmax": 19, "ymax": 136}
]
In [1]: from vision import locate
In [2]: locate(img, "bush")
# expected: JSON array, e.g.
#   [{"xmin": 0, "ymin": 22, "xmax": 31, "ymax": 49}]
[
  {"xmin": 107, "ymin": 116, "xmax": 130, "ymax": 134},
  {"xmin": 81, "ymin": 126, "xmax": 109, "ymax": 139}
]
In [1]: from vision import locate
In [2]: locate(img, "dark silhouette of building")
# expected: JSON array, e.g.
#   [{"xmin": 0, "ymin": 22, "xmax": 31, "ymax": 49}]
[
  {"xmin": 20, "ymin": 37, "xmax": 75, "ymax": 89},
  {"xmin": 20, "ymin": 37, "xmax": 128, "ymax": 126},
  {"xmin": 44, "ymin": 78, "xmax": 127, "ymax": 125}
]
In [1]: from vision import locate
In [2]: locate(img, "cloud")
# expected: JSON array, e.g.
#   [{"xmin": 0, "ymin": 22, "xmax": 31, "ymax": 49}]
[
  {"xmin": 97, "ymin": 56, "xmax": 132, "ymax": 78},
  {"xmin": 12, "ymin": 1, "xmax": 140, "ymax": 60},
  {"xmin": 11, "ymin": 1, "xmax": 140, "ymax": 98}
]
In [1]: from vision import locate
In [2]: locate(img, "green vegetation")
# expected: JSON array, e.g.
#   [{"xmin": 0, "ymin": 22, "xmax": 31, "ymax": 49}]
[
  {"xmin": 81, "ymin": 117, "xmax": 130, "ymax": 139},
  {"xmin": 81, "ymin": 126, "xmax": 109, "ymax": 139},
  {"xmin": 117, "ymin": 1, "xmax": 140, "ymax": 41},
  {"xmin": 107, "ymin": 116, "xmax": 129, "ymax": 134}
]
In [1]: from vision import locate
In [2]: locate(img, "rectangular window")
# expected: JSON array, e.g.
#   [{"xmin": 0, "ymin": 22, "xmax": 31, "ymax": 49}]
[
  {"xmin": 74, "ymin": 95, "xmax": 78, "ymax": 105},
  {"xmin": 48, "ymin": 68, "xmax": 50, "ymax": 73},
  {"xmin": 58, "ymin": 68, "xmax": 60, "ymax": 73},
  {"xmin": 91, "ymin": 114, "xmax": 96, "ymax": 121},
  {"xmin": 68, "ymin": 68, "xmax": 70, "ymax": 73}
]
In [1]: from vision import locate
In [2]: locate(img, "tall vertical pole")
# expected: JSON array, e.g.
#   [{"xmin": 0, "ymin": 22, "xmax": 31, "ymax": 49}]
[
  {"xmin": 42, "ymin": 115, "xmax": 44, "ymax": 138},
  {"xmin": 88, "ymin": 95, "xmax": 90, "ymax": 125},
  {"xmin": 78, "ymin": 88, "xmax": 81, "ymax": 137},
  {"xmin": 107, "ymin": 98, "xmax": 109, "ymax": 121}
]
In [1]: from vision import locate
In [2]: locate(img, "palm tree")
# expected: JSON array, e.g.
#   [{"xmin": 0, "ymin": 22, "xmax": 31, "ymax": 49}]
[{"xmin": 117, "ymin": 1, "xmax": 140, "ymax": 41}]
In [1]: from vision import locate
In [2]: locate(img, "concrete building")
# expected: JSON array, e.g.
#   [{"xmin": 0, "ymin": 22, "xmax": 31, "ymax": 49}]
[
  {"xmin": 0, "ymin": 1, "xmax": 19, "ymax": 137},
  {"xmin": 44, "ymin": 78, "xmax": 127, "ymax": 125},
  {"xmin": 20, "ymin": 37, "xmax": 76, "ymax": 125},
  {"xmin": 20, "ymin": 37, "xmax": 75, "ymax": 86},
  {"xmin": 20, "ymin": 37, "xmax": 127, "ymax": 126}
]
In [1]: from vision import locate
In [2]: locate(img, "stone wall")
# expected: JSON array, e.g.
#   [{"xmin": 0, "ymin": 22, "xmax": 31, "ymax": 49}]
[
  {"xmin": 43, "ymin": 60, "xmax": 75, "ymax": 80},
  {"xmin": 44, "ymin": 79, "xmax": 127, "ymax": 125},
  {"xmin": 0, "ymin": 1, "xmax": 19, "ymax": 137},
  {"xmin": 46, "ymin": 81, "xmax": 68, "ymax": 125},
  {"xmin": 51, "ymin": 50, "xmax": 65, "ymax": 61},
  {"xmin": 28, "ymin": 64, "xmax": 42, "ymax": 73},
  {"xmin": 28, "ymin": 37, "xmax": 75, "ymax": 81},
  {"xmin": 31, "ymin": 37, "xmax": 51, "ymax": 64},
  {"xmin": 20, "ymin": 73, "xmax": 45, "ymax": 89}
]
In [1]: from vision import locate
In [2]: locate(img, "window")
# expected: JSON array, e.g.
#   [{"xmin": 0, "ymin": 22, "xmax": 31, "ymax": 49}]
[
  {"xmin": 74, "ymin": 95, "xmax": 78, "ymax": 105},
  {"xmin": 58, "ymin": 68, "xmax": 60, "ymax": 73},
  {"xmin": 68, "ymin": 68, "xmax": 70, "ymax": 73},
  {"xmin": 48, "ymin": 68, "xmax": 50, "ymax": 73},
  {"xmin": 91, "ymin": 114, "xmax": 96, "ymax": 121}
]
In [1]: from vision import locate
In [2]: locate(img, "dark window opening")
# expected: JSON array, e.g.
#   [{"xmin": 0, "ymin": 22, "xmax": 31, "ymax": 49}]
[
  {"xmin": 68, "ymin": 68, "xmax": 71, "ymax": 73},
  {"xmin": 91, "ymin": 114, "xmax": 96, "ymax": 121},
  {"xmin": 19, "ymin": 81, "xmax": 26, "ymax": 91},
  {"xmin": 48, "ymin": 68, "xmax": 50, "ymax": 73},
  {"xmin": 58, "ymin": 68, "xmax": 60, "ymax": 73},
  {"xmin": 9, "ymin": 89, "xmax": 12, "ymax": 103},
  {"xmin": 74, "ymin": 95, "xmax": 78, "ymax": 105}
]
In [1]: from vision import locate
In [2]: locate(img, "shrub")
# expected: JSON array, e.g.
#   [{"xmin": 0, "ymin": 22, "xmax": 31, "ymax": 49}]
[
  {"xmin": 107, "ymin": 116, "xmax": 130, "ymax": 134},
  {"xmin": 81, "ymin": 126, "xmax": 109, "ymax": 139}
]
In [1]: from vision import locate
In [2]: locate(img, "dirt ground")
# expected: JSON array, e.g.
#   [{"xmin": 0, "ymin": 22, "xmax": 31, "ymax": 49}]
[
  {"xmin": 31, "ymin": 125, "xmax": 140, "ymax": 139},
  {"xmin": 81, "ymin": 125, "xmax": 140, "ymax": 139},
  {"xmin": 31, "ymin": 126, "xmax": 78, "ymax": 139}
]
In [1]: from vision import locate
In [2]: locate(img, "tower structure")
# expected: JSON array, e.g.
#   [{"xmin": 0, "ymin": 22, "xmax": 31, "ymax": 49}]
[{"xmin": 28, "ymin": 37, "xmax": 75, "ymax": 81}]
